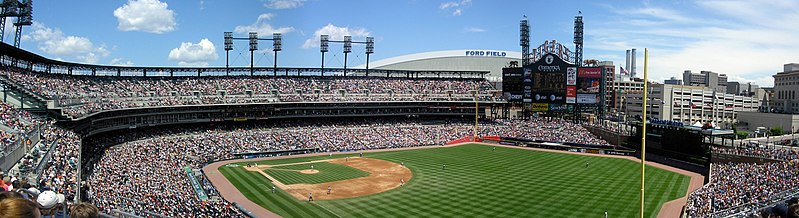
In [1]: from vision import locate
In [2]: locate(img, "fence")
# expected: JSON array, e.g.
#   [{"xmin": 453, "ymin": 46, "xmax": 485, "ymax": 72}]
[{"xmin": 0, "ymin": 125, "xmax": 41, "ymax": 173}]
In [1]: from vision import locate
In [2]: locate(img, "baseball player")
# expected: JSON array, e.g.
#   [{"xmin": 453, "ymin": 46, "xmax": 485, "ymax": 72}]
[
  {"xmin": 311, "ymin": 164, "xmax": 314, "ymax": 170},
  {"xmin": 309, "ymin": 192, "xmax": 314, "ymax": 202},
  {"xmin": 493, "ymin": 147, "xmax": 496, "ymax": 152},
  {"xmin": 400, "ymin": 178, "xmax": 405, "ymax": 186},
  {"xmin": 604, "ymin": 210, "xmax": 608, "ymax": 218},
  {"xmin": 272, "ymin": 185, "xmax": 276, "ymax": 193},
  {"xmin": 442, "ymin": 164, "xmax": 446, "ymax": 170},
  {"xmin": 327, "ymin": 185, "xmax": 332, "ymax": 194},
  {"xmin": 401, "ymin": 161, "xmax": 404, "ymax": 166}
]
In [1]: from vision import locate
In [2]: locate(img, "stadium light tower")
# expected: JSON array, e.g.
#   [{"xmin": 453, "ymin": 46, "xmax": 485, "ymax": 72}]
[
  {"xmin": 520, "ymin": 17, "xmax": 530, "ymax": 66},
  {"xmin": 573, "ymin": 11, "xmax": 584, "ymax": 67},
  {"xmin": 365, "ymin": 36, "xmax": 374, "ymax": 76},
  {"xmin": 324, "ymin": 35, "xmax": 373, "ymax": 77},
  {"xmin": 1, "ymin": 0, "xmax": 33, "ymax": 47},
  {"xmin": 343, "ymin": 35, "xmax": 352, "ymax": 76},
  {"xmin": 0, "ymin": 0, "xmax": 18, "ymax": 42},
  {"xmin": 249, "ymin": 32, "xmax": 258, "ymax": 76},
  {"xmin": 273, "ymin": 33, "xmax": 282, "ymax": 76},
  {"xmin": 224, "ymin": 32, "xmax": 233, "ymax": 75},
  {"xmin": 320, "ymin": 34, "xmax": 329, "ymax": 76},
  {"xmin": 224, "ymin": 31, "xmax": 283, "ymax": 76}
]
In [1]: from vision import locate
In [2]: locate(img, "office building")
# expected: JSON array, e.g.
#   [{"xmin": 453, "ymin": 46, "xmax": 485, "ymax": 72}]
[
  {"xmin": 625, "ymin": 84, "xmax": 759, "ymax": 128},
  {"xmin": 774, "ymin": 63, "xmax": 799, "ymax": 113}
]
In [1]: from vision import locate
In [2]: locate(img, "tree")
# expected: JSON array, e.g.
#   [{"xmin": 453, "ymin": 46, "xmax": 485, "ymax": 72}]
[
  {"xmin": 770, "ymin": 127, "xmax": 784, "ymax": 136},
  {"xmin": 735, "ymin": 131, "xmax": 749, "ymax": 139}
]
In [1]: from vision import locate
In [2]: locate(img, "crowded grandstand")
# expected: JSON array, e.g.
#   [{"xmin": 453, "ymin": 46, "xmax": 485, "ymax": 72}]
[
  {"xmin": 0, "ymin": 5, "xmax": 796, "ymax": 218},
  {"xmin": 3, "ymin": 62, "xmax": 799, "ymax": 217}
]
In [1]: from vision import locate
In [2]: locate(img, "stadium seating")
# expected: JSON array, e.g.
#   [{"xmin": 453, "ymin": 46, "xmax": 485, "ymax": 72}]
[{"xmin": 2, "ymin": 69, "xmax": 500, "ymax": 118}]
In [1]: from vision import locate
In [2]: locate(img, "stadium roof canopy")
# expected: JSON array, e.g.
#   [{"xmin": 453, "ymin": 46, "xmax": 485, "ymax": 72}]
[{"xmin": 357, "ymin": 50, "xmax": 522, "ymax": 82}]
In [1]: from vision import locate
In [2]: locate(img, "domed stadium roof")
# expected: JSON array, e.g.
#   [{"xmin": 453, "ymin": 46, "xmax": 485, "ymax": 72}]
[{"xmin": 359, "ymin": 50, "xmax": 522, "ymax": 82}]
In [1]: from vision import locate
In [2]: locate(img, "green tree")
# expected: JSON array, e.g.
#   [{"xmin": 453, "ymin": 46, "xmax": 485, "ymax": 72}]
[
  {"xmin": 770, "ymin": 127, "xmax": 784, "ymax": 136},
  {"xmin": 735, "ymin": 131, "xmax": 749, "ymax": 139}
]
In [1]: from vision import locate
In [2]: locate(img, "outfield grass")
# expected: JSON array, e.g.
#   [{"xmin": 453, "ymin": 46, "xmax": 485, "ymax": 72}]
[
  {"xmin": 265, "ymin": 162, "xmax": 370, "ymax": 185},
  {"xmin": 219, "ymin": 144, "xmax": 690, "ymax": 217}
]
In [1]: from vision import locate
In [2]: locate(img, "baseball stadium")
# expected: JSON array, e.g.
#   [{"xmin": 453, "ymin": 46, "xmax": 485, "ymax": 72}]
[{"xmin": 1, "ymin": 1, "xmax": 799, "ymax": 218}]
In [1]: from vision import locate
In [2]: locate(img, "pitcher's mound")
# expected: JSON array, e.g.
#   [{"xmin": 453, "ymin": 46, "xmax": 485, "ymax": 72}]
[{"xmin": 300, "ymin": 169, "xmax": 319, "ymax": 174}]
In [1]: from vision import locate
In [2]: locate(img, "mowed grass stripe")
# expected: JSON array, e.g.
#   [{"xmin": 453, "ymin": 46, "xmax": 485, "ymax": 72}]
[
  {"xmin": 221, "ymin": 144, "xmax": 690, "ymax": 217},
  {"xmin": 265, "ymin": 162, "xmax": 369, "ymax": 184},
  {"xmin": 220, "ymin": 166, "xmax": 335, "ymax": 218}
]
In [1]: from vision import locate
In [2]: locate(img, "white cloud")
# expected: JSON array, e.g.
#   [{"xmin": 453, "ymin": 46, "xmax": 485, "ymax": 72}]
[
  {"xmin": 463, "ymin": 27, "xmax": 485, "ymax": 33},
  {"xmin": 168, "ymin": 38, "xmax": 218, "ymax": 66},
  {"xmin": 114, "ymin": 0, "xmax": 176, "ymax": 34},
  {"xmin": 264, "ymin": 0, "xmax": 306, "ymax": 9},
  {"xmin": 21, "ymin": 22, "xmax": 110, "ymax": 64},
  {"xmin": 109, "ymin": 58, "xmax": 134, "ymax": 66},
  {"xmin": 302, "ymin": 24, "xmax": 370, "ymax": 49},
  {"xmin": 439, "ymin": 0, "xmax": 471, "ymax": 16},
  {"xmin": 234, "ymin": 13, "xmax": 295, "ymax": 37},
  {"xmin": 587, "ymin": 1, "xmax": 799, "ymax": 87}
]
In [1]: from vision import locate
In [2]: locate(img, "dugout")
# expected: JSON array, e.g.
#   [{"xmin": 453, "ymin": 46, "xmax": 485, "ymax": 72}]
[{"xmin": 626, "ymin": 122, "xmax": 715, "ymax": 180}]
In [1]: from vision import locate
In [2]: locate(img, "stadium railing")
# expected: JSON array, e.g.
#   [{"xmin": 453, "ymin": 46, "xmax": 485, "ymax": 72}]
[{"xmin": 710, "ymin": 187, "xmax": 799, "ymax": 217}]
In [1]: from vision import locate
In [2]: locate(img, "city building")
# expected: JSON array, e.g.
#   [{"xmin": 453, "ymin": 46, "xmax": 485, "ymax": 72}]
[
  {"xmin": 598, "ymin": 61, "xmax": 615, "ymax": 114},
  {"xmin": 664, "ymin": 77, "xmax": 682, "ymax": 85},
  {"xmin": 624, "ymin": 84, "xmax": 760, "ymax": 128},
  {"xmin": 727, "ymin": 82, "xmax": 763, "ymax": 98},
  {"xmin": 608, "ymin": 77, "xmax": 645, "ymax": 114},
  {"xmin": 736, "ymin": 112, "xmax": 799, "ymax": 133},
  {"xmin": 773, "ymin": 63, "xmax": 799, "ymax": 113},
  {"xmin": 682, "ymin": 70, "xmax": 728, "ymax": 93}
]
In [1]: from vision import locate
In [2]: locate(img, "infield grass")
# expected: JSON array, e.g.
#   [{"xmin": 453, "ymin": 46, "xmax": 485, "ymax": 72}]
[
  {"xmin": 218, "ymin": 144, "xmax": 690, "ymax": 217},
  {"xmin": 265, "ymin": 162, "xmax": 370, "ymax": 184}
]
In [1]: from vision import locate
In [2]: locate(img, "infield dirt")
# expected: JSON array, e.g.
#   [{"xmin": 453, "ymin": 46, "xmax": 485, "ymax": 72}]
[{"xmin": 244, "ymin": 157, "xmax": 412, "ymax": 201}]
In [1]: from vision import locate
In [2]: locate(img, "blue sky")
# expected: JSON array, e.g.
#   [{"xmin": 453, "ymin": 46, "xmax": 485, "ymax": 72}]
[{"xmin": 5, "ymin": 0, "xmax": 798, "ymax": 86}]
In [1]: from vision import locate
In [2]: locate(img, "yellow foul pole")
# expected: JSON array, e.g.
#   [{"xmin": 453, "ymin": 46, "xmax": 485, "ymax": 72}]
[{"xmin": 640, "ymin": 48, "xmax": 649, "ymax": 218}]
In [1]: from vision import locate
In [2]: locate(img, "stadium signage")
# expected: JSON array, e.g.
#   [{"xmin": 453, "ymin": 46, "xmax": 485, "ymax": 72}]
[
  {"xmin": 537, "ymin": 65, "xmax": 561, "ymax": 72},
  {"xmin": 465, "ymin": 50, "xmax": 507, "ymax": 57},
  {"xmin": 650, "ymin": 118, "xmax": 684, "ymax": 127},
  {"xmin": 506, "ymin": 94, "xmax": 522, "ymax": 100}
]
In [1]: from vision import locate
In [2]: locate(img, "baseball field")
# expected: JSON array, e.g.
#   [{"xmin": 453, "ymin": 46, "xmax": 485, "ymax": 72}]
[{"xmin": 213, "ymin": 143, "xmax": 692, "ymax": 217}]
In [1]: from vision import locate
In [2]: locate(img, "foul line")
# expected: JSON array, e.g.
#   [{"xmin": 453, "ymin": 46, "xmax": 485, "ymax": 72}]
[{"xmin": 314, "ymin": 202, "xmax": 343, "ymax": 218}]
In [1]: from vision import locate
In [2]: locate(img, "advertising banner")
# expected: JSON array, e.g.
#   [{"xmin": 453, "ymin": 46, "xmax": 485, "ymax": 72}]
[
  {"xmin": 578, "ymin": 68, "xmax": 602, "ymax": 78},
  {"xmin": 566, "ymin": 86, "xmax": 576, "ymax": 104},
  {"xmin": 532, "ymin": 103, "xmax": 549, "ymax": 111},
  {"xmin": 549, "ymin": 104, "xmax": 567, "ymax": 111},
  {"xmin": 566, "ymin": 67, "xmax": 577, "ymax": 85},
  {"xmin": 523, "ymin": 68, "xmax": 533, "ymax": 103},
  {"xmin": 501, "ymin": 68, "xmax": 524, "ymax": 102},
  {"xmin": 576, "ymin": 94, "xmax": 598, "ymax": 104},
  {"xmin": 577, "ymin": 67, "xmax": 602, "ymax": 94}
]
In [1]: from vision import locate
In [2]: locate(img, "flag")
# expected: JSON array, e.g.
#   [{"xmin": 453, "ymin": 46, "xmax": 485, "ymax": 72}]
[{"xmin": 620, "ymin": 67, "xmax": 630, "ymax": 75}]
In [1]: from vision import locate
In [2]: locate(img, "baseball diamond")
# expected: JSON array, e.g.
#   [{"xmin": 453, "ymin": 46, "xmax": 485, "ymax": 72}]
[{"xmin": 209, "ymin": 143, "xmax": 695, "ymax": 218}]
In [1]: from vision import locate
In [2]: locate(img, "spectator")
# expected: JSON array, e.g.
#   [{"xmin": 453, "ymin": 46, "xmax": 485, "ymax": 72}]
[
  {"xmin": 0, "ymin": 197, "xmax": 42, "ymax": 218},
  {"xmin": 70, "ymin": 202, "xmax": 100, "ymax": 218}
]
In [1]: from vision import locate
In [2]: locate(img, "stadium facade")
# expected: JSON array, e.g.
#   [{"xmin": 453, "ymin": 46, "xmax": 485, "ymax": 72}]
[{"xmin": 361, "ymin": 50, "xmax": 522, "ymax": 83}]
